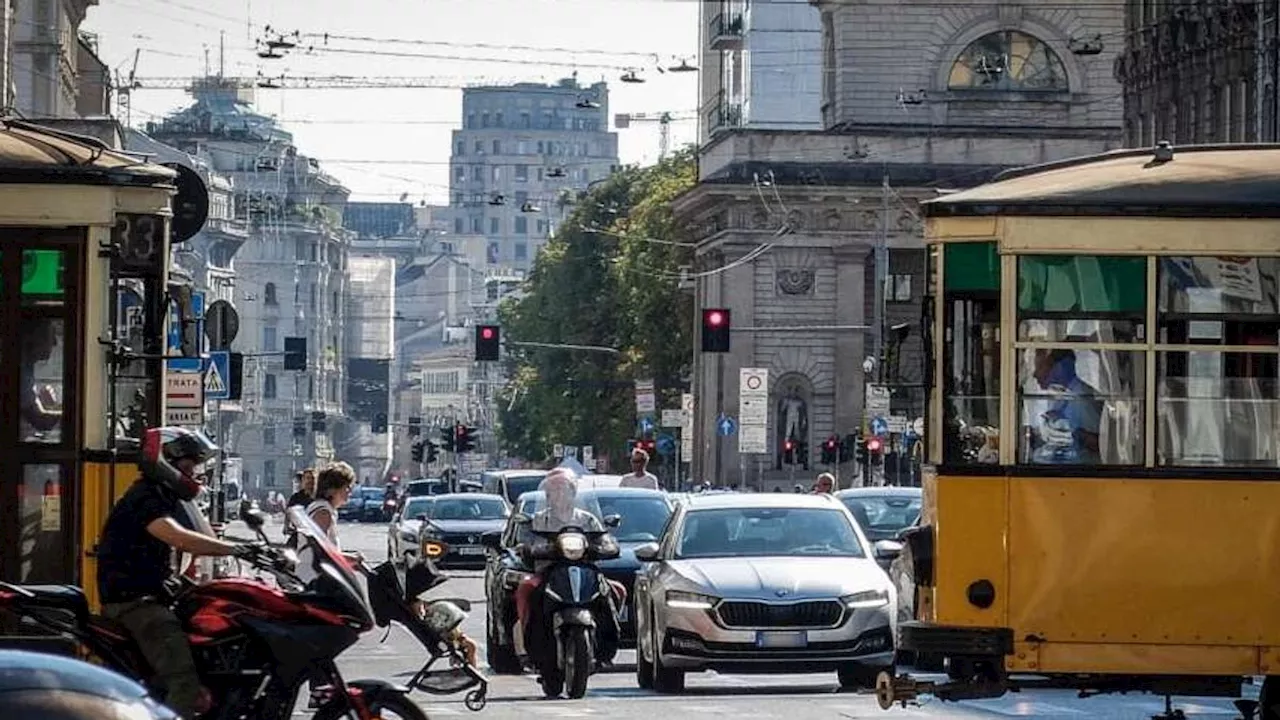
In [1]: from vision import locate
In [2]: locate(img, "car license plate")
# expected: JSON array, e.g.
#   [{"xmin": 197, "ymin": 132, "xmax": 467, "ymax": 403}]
[
  {"xmin": 756, "ymin": 631, "xmax": 807, "ymax": 649},
  {"xmin": 457, "ymin": 546, "xmax": 485, "ymax": 555}
]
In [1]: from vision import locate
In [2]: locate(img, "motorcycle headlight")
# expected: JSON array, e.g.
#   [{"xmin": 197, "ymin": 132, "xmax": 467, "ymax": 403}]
[
  {"xmin": 842, "ymin": 589, "xmax": 890, "ymax": 609},
  {"xmin": 557, "ymin": 533, "xmax": 587, "ymax": 560}
]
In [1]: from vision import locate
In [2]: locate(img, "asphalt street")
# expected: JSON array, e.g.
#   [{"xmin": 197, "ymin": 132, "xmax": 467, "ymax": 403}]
[{"xmin": 241, "ymin": 516, "xmax": 1257, "ymax": 719}]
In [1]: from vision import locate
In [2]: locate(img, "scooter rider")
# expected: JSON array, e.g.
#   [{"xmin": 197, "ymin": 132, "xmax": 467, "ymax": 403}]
[
  {"xmin": 512, "ymin": 468, "xmax": 626, "ymax": 667},
  {"xmin": 96, "ymin": 426, "xmax": 258, "ymax": 719}
]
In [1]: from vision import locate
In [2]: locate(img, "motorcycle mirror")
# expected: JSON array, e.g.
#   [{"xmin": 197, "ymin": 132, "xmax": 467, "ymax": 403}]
[
  {"xmin": 243, "ymin": 509, "xmax": 267, "ymax": 531},
  {"xmin": 603, "ymin": 514, "xmax": 622, "ymax": 528}
]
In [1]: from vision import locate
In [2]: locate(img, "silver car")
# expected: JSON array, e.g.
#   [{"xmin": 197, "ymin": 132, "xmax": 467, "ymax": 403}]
[{"xmin": 632, "ymin": 493, "xmax": 895, "ymax": 693}]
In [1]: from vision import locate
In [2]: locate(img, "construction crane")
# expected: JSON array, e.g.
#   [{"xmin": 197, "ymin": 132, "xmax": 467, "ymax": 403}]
[
  {"xmin": 130, "ymin": 74, "xmax": 546, "ymax": 91},
  {"xmin": 114, "ymin": 49, "xmax": 142, "ymax": 126},
  {"xmin": 613, "ymin": 111, "xmax": 696, "ymax": 159}
]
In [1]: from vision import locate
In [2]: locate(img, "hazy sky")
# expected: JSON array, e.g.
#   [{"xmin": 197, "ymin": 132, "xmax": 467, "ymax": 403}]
[{"xmin": 83, "ymin": 0, "xmax": 700, "ymax": 203}]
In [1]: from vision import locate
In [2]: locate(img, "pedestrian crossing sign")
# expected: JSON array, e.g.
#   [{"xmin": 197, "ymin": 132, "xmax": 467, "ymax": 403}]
[{"xmin": 203, "ymin": 350, "xmax": 231, "ymax": 400}]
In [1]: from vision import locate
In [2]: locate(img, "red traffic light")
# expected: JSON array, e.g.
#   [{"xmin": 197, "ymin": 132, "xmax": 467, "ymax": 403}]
[
  {"xmin": 866, "ymin": 437, "xmax": 883, "ymax": 453},
  {"xmin": 706, "ymin": 310, "xmax": 725, "ymax": 327},
  {"xmin": 825, "ymin": 438, "xmax": 837, "ymax": 449},
  {"xmin": 480, "ymin": 327, "xmax": 495, "ymax": 340},
  {"xmin": 783, "ymin": 439, "xmax": 795, "ymax": 451}
]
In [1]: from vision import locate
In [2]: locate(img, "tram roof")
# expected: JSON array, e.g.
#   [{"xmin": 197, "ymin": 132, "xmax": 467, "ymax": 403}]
[
  {"xmin": 0, "ymin": 121, "xmax": 176, "ymax": 187},
  {"xmin": 923, "ymin": 144, "xmax": 1280, "ymax": 219}
]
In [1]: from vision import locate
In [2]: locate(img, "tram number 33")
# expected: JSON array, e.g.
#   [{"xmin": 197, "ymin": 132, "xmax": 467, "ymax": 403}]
[{"xmin": 112, "ymin": 213, "xmax": 165, "ymax": 270}]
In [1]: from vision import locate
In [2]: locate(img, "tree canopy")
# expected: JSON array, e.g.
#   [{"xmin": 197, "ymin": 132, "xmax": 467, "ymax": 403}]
[{"xmin": 496, "ymin": 149, "xmax": 696, "ymax": 468}]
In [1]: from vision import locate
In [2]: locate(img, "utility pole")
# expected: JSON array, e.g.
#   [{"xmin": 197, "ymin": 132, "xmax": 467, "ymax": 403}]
[{"xmin": 874, "ymin": 173, "xmax": 890, "ymax": 383}]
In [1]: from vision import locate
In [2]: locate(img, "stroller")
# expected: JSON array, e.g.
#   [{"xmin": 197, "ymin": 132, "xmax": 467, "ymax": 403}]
[{"xmin": 361, "ymin": 544, "xmax": 489, "ymax": 712}]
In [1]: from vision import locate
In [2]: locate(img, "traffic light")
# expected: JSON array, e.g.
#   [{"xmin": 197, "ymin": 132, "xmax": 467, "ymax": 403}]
[
  {"xmin": 701, "ymin": 308, "xmax": 730, "ymax": 353},
  {"xmin": 411, "ymin": 440, "xmax": 424, "ymax": 463},
  {"xmin": 283, "ymin": 336, "xmax": 307, "ymax": 371},
  {"xmin": 839, "ymin": 434, "xmax": 856, "ymax": 464},
  {"xmin": 641, "ymin": 438, "xmax": 657, "ymax": 457},
  {"xmin": 456, "ymin": 425, "xmax": 476, "ymax": 453},
  {"xmin": 855, "ymin": 438, "xmax": 869, "ymax": 465},
  {"xmin": 372, "ymin": 412, "xmax": 388, "ymax": 434},
  {"xmin": 866, "ymin": 436, "xmax": 884, "ymax": 463},
  {"xmin": 427, "ymin": 442, "xmax": 439, "ymax": 464},
  {"xmin": 408, "ymin": 416, "xmax": 422, "ymax": 437},
  {"xmin": 440, "ymin": 426, "xmax": 456, "ymax": 452},
  {"xmin": 311, "ymin": 411, "xmax": 326, "ymax": 433},
  {"xmin": 821, "ymin": 435, "xmax": 839, "ymax": 465},
  {"xmin": 782, "ymin": 437, "xmax": 797, "ymax": 465},
  {"xmin": 475, "ymin": 324, "xmax": 500, "ymax": 361}
]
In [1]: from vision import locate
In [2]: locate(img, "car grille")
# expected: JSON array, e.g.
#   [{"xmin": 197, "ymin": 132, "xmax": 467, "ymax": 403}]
[
  {"xmin": 716, "ymin": 600, "xmax": 844, "ymax": 629},
  {"xmin": 439, "ymin": 532, "xmax": 483, "ymax": 548}
]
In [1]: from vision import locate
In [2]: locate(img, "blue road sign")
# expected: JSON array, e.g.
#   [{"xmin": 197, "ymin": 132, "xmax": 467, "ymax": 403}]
[
  {"xmin": 904, "ymin": 428, "xmax": 919, "ymax": 443},
  {"xmin": 870, "ymin": 416, "xmax": 889, "ymax": 436},
  {"xmin": 717, "ymin": 414, "xmax": 736, "ymax": 436},
  {"xmin": 639, "ymin": 415, "xmax": 655, "ymax": 434},
  {"xmin": 167, "ymin": 291, "xmax": 205, "ymax": 372},
  {"xmin": 657, "ymin": 434, "xmax": 676, "ymax": 456},
  {"xmin": 203, "ymin": 351, "xmax": 231, "ymax": 400}
]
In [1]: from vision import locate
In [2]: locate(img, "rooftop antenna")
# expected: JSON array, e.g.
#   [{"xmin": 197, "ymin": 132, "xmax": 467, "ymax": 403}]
[
  {"xmin": 219, "ymin": 31, "xmax": 226, "ymax": 77},
  {"xmin": 203, "ymin": 45, "xmax": 210, "ymax": 76}
]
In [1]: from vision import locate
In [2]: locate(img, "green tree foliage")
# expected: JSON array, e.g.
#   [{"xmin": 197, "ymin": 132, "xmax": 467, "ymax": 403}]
[{"xmin": 497, "ymin": 150, "xmax": 696, "ymax": 466}]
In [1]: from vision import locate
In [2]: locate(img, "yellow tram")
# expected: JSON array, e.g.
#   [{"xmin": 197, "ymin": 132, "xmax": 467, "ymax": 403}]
[
  {"xmin": 881, "ymin": 143, "xmax": 1280, "ymax": 716},
  {"xmin": 0, "ymin": 121, "xmax": 205, "ymax": 618}
]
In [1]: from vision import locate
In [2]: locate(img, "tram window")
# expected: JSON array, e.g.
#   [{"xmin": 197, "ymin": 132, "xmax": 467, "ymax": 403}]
[
  {"xmin": 1017, "ymin": 256, "xmax": 1146, "ymax": 315},
  {"xmin": 943, "ymin": 296, "xmax": 1001, "ymax": 464},
  {"xmin": 20, "ymin": 318, "xmax": 65, "ymax": 444},
  {"xmin": 1017, "ymin": 348, "xmax": 1145, "ymax": 465},
  {"xmin": 18, "ymin": 465, "xmax": 66, "ymax": 583},
  {"xmin": 1157, "ymin": 257, "xmax": 1280, "ymax": 345},
  {"xmin": 1156, "ymin": 351, "xmax": 1280, "ymax": 466},
  {"xmin": 943, "ymin": 242, "xmax": 998, "ymax": 293},
  {"xmin": 20, "ymin": 249, "xmax": 65, "ymax": 304}
]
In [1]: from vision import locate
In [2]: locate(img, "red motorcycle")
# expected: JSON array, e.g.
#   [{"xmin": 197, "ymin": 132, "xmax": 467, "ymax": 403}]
[{"xmin": 0, "ymin": 508, "xmax": 425, "ymax": 720}]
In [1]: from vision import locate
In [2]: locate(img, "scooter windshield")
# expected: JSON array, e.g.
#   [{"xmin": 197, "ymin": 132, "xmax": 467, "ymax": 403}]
[{"xmin": 286, "ymin": 507, "xmax": 374, "ymax": 628}]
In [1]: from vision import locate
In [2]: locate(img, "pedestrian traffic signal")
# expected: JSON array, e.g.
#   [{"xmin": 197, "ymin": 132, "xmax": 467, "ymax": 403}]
[
  {"xmin": 372, "ymin": 412, "xmax": 388, "ymax": 434},
  {"xmin": 408, "ymin": 416, "xmax": 422, "ymax": 437},
  {"xmin": 456, "ymin": 425, "xmax": 476, "ymax": 453},
  {"xmin": 821, "ymin": 435, "xmax": 839, "ymax": 465},
  {"xmin": 283, "ymin": 336, "xmax": 307, "ymax": 371},
  {"xmin": 782, "ymin": 437, "xmax": 797, "ymax": 465},
  {"xmin": 475, "ymin": 324, "xmax": 500, "ymax": 361},
  {"xmin": 701, "ymin": 308, "xmax": 730, "ymax": 353},
  {"xmin": 440, "ymin": 426, "xmax": 456, "ymax": 452}
]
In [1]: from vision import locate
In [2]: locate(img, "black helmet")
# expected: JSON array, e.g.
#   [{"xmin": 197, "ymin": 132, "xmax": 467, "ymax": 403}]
[
  {"xmin": 0, "ymin": 650, "xmax": 178, "ymax": 718},
  {"xmin": 140, "ymin": 426, "xmax": 218, "ymax": 501}
]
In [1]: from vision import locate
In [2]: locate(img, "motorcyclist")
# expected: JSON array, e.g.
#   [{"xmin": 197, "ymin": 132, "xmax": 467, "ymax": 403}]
[
  {"xmin": 512, "ymin": 468, "xmax": 625, "ymax": 666},
  {"xmin": 95, "ymin": 426, "xmax": 257, "ymax": 719}
]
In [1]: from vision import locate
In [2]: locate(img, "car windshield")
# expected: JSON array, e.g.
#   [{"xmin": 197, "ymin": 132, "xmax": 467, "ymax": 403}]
[
  {"xmin": 840, "ymin": 494, "xmax": 921, "ymax": 540},
  {"xmin": 593, "ymin": 495, "xmax": 671, "ymax": 542},
  {"xmin": 427, "ymin": 496, "xmax": 508, "ymax": 520},
  {"xmin": 401, "ymin": 497, "xmax": 434, "ymax": 520},
  {"xmin": 517, "ymin": 491, "xmax": 668, "ymax": 540},
  {"xmin": 676, "ymin": 507, "xmax": 866, "ymax": 559}
]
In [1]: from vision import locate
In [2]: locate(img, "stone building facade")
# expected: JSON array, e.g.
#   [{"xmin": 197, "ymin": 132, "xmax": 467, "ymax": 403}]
[{"xmin": 675, "ymin": 0, "xmax": 1126, "ymax": 489}]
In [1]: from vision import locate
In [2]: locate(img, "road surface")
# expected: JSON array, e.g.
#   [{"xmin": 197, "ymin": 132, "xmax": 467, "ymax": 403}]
[{"xmin": 238, "ymin": 516, "xmax": 1256, "ymax": 719}]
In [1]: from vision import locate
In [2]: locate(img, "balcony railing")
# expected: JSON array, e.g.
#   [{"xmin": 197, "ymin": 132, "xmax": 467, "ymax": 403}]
[
  {"xmin": 709, "ymin": 12, "xmax": 744, "ymax": 49},
  {"xmin": 706, "ymin": 93, "xmax": 744, "ymax": 134}
]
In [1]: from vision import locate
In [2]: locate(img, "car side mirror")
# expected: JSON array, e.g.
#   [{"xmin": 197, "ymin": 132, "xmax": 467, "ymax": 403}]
[
  {"xmin": 874, "ymin": 539, "xmax": 904, "ymax": 560},
  {"xmin": 242, "ymin": 509, "xmax": 267, "ymax": 531},
  {"xmin": 512, "ymin": 513, "xmax": 532, "ymax": 525},
  {"xmin": 603, "ymin": 514, "xmax": 622, "ymax": 528},
  {"xmin": 634, "ymin": 542, "xmax": 660, "ymax": 562},
  {"xmin": 480, "ymin": 531, "xmax": 502, "ymax": 550}
]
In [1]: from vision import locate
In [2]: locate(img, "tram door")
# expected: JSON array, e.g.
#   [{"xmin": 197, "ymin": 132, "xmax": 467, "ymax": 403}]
[{"xmin": 0, "ymin": 232, "xmax": 83, "ymax": 584}]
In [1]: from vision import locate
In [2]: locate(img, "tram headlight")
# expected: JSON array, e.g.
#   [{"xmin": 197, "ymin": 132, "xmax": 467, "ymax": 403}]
[{"xmin": 557, "ymin": 533, "xmax": 588, "ymax": 561}]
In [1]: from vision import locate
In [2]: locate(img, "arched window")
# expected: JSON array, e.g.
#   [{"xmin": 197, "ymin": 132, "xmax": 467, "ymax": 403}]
[
  {"xmin": 264, "ymin": 282, "xmax": 277, "ymax": 305},
  {"xmin": 947, "ymin": 30, "xmax": 1068, "ymax": 92}
]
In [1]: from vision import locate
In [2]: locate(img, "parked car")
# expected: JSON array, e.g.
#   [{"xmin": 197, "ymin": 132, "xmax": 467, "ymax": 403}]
[
  {"xmin": 834, "ymin": 486, "xmax": 921, "ymax": 570},
  {"xmin": 481, "ymin": 486, "xmax": 674, "ymax": 673},
  {"xmin": 388, "ymin": 493, "xmax": 509, "ymax": 568},
  {"xmin": 631, "ymin": 492, "xmax": 896, "ymax": 693}
]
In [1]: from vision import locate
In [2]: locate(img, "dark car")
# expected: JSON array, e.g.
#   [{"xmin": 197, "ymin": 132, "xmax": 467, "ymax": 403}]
[
  {"xmin": 481, "ymin": 486, "xmax": 674, "ymax": 673},
  {"xmin": 412, "ymin": 493, "xmax": 511, "ymax": 568},
  {"xmin": 404, "ymin": 478, "xmax": 449, "ymax": 497},
  {"xmin": 834, "ymin": 486, "xmax": 922, "ymax": 571}
]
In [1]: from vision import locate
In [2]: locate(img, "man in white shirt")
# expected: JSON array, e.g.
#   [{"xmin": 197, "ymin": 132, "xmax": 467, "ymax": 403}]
[{"xmin": 620, "ymin": 448, "xmax": 660, "ymax": 490}]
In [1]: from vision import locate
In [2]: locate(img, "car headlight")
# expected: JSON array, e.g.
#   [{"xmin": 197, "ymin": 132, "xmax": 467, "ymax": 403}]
[
  {"xmin": 842, "ymin": 589, "xmax": 890, "ymax": 609},
  {"xmin": 666, "ymin": 590, "xmax": 717, "ymax": 610},
  {"xmin": 557, "ymin": 533, "xmax": 587, "ymax": 561}
]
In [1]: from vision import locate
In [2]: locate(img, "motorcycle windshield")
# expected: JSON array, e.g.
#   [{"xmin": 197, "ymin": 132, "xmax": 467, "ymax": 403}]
[{"xmin": 286, "ymin": 507, "xmax": 373, "ymax": 628}]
